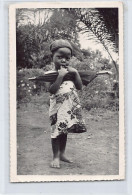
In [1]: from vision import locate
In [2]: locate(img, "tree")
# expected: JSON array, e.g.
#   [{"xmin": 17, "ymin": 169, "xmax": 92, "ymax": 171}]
[
  {"xmin": 96, "ymin": 8, "xmax": 118, "ymax": 51},
  {"xmin": 65, "ymin": 8, "xmax": 119, "ymax": 79},
  {"xmin": 16, "ymin": 8, "xmax": 82, "ymax": 69}
]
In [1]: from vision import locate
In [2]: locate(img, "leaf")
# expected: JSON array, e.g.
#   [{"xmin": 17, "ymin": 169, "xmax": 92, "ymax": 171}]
[{"xmin": 65, "ymin": 8, "xmax": 118, "ymax": 77}]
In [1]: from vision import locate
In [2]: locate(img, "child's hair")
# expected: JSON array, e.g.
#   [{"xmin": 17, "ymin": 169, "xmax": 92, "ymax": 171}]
[{"xmin": 50, "ymin": 39, "xmax": 73, "ymax": 56}]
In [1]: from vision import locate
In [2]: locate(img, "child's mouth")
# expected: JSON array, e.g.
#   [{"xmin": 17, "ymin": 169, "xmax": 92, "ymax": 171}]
[{"xmin": 61, "ymin": 64, "xmax": 68, "ymax": 68}]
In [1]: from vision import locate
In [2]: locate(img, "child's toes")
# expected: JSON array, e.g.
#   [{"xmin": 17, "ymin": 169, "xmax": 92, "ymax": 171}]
[
  {"xmin": 50, "ymin": 159, "xmax": 60, "ymax": 168},
  {"xmin": 60, "ymin": 155, "xmax": 73, "ymax": 163}
]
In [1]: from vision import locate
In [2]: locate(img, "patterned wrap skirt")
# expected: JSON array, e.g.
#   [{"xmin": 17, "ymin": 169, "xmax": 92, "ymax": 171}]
[{"xmin": 49, "ymin": 81, "xmax": 87, "ymax": 138}]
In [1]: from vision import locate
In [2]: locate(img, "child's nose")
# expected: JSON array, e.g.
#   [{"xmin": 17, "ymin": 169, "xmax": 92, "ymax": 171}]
[{"xmin": 61, "ymin": 58, "xmax": 66, "ymax": 62}]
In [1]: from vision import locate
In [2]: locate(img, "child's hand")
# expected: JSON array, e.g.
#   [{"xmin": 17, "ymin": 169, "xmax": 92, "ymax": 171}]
[
  {"xmin": 58, "ymin": 67, "xmax": 68, "ymax": 77},
  {"xmin": 67, "ymin": 67, "xmax": 77, "ymax": 74}
]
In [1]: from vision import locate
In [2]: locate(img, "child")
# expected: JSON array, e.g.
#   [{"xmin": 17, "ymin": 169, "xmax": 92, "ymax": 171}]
[
  {"xmin": 47, "ymin": 39, "xmax": 112, "ymax": 168},
  {"xmin": 48, "ymin": 39, "xmax": 87, "ymax": 168}
]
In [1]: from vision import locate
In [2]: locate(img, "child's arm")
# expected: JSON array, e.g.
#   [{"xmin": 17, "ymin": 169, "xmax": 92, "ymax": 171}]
[
  {"xmin": 49, "ymin": 67, "xmax": 68, "ymax": 94},
  {"xmin": 67, "ymin": 67, "xmax": 82, "ymax": 90}
]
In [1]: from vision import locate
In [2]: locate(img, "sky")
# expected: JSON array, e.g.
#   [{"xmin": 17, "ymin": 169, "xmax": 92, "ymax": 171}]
[{"xmin": 79, "ymin": 33, "xmax": 118, "ymax": 62}]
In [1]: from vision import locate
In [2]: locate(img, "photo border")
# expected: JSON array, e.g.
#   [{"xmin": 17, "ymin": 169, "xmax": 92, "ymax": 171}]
[{"xmin": 9, "ymin": 1, "xmax": 124, "ymax": 183}]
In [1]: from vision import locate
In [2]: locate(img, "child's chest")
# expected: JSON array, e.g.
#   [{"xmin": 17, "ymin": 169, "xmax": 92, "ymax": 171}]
[{"xmin": 57, "ymin": 81, "xmax": 75, "ymax": 94}]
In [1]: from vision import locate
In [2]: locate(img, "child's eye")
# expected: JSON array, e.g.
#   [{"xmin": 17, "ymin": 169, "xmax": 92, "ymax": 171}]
[
  {"xmin": 57, "ymin": 56, "xmax": 70, "ymax": 61},
  {"xmin": 58, "ymin": 56, "xmax": 62, "ymax": 59}
]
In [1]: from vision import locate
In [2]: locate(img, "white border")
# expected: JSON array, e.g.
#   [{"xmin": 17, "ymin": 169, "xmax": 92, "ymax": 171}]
[{"xmin": 9, "ymin": 1, "xmax": 124, "ymax": 182}]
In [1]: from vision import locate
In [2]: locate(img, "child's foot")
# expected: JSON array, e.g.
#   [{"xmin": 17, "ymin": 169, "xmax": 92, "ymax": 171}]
[
  {"xmin": 60, "ymin": 155, "xmax": 73, "ymax": 163},
  {"xmin": 50, "ymin": 158, "xmax": 60, "ymax": 168}
]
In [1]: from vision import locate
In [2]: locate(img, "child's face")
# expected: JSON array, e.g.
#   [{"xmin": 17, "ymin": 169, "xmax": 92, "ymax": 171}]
[{"xmin": 52, "ymin": 47, "xmax": 72, "ymax": 70}]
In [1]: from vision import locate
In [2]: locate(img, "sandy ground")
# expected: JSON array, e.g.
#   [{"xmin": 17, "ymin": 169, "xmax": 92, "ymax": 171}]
[{"xmin": 17, "ymin": 102, "xmax": 119, "ymax": 175}]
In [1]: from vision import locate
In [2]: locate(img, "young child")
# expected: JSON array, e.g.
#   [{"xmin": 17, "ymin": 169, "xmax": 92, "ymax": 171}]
[
  {"xmin": 47, "ymin": 39, "xmax": 112, "ymax": 168},
  {"xmin": 48, "ymin": 39, "xmax": 87, "ymax": 168}
]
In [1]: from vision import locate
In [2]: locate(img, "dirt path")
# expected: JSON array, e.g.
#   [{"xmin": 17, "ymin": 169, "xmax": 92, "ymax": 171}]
[{"xmin": 17, "ymin": 102, "xmax": 119, "ymax": 175}]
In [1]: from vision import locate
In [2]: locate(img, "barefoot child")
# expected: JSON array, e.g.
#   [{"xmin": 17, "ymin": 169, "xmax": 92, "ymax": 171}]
[
  {"xmin": 29, "ymin": 39, "xmax": 112, "ymax": 169},
  {"xmin": 48, "ymin": 39, "xmax": 87, "ymax": 168}
]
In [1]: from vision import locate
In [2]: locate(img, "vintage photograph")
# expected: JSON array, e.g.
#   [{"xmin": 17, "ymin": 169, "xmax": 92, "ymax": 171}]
[{"xmin": 9, "ymin": 2, "xmax": 124, "ymax": 182}]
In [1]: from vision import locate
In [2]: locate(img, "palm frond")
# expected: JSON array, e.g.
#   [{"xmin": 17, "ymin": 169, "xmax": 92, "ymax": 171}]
[{"xmin": 66, "ymin": 8, "xmax": 119, "ymax": 77}]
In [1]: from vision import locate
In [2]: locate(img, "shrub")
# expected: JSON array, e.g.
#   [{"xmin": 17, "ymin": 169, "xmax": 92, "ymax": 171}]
[
  {"xmin": 17, "ymin": 58, "xmax": 119, "ymax": 112},
  {"xmin": 17, "ymin": 68, "xmax": 48, "ymax": 103}
]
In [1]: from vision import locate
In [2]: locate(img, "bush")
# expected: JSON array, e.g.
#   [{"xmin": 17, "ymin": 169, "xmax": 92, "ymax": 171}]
[
  {"xmin": 17, "ymin": 68, "xmax": 48, "ymax": 103},
  {"xmin": 17, "ymin": 56, "xmax": 119, "ymax": 112},
  {"xmin": 78, "ymin": 74, "xmax": 118, "ymax": 111}
]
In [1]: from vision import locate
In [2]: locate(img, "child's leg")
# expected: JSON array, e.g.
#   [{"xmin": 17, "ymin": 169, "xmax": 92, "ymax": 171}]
[
  {"xmin": 59, "ymin": 134, "xmax": 73, "ymax": 163},
  {"xmin": 51, "ymin": 137, "xmax": 60, "ymax": 168}
]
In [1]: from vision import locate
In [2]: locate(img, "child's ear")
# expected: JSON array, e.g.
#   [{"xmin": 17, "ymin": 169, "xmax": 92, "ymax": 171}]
[
  {"xmin": 50, "ymin": 53, "xmax": 53, "ymax": 60},
  {"xmin": 51, "ymin": 53, "xmax": 54, "ymax": 59}
]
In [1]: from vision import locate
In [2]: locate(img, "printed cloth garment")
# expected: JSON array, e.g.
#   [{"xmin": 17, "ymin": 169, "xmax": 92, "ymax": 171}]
[{"xmin": 49, "ymin": 81, "xmax": 87, "ymax": 138}]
